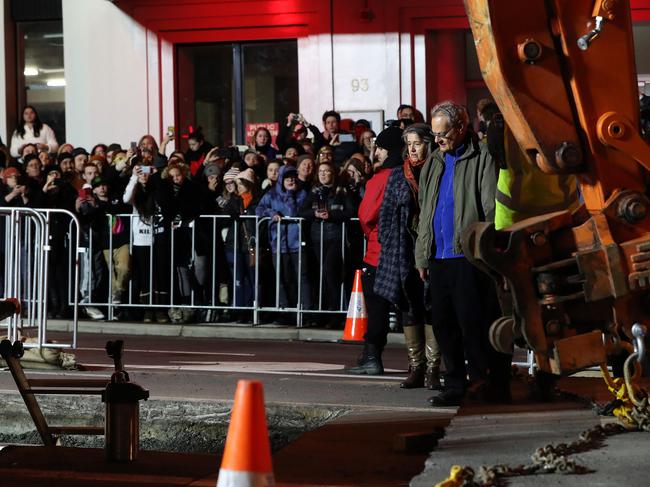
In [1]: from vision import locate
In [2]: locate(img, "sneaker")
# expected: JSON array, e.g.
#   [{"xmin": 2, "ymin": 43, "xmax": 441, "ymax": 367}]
[
  {"xmin": 111, "ymin": 293, "xmax": 122, "ymax": 305},
  {"xmin": 143, "ymin": 310, "xmax": 153, "ymax": 323},
  {"xmin": 181, "ymin": 308, "xmax": 196, "ymax": 324},
  {"xmin": 84, "ymin": 306, "xmax": 105, "ymax": 320},
  {"xmin": 155, "ymin": 310, "xmax": 169, "ymax": 324},
  {"xmin": 168, "ymin": 307, "xmax": 184, "ymax": 323}
]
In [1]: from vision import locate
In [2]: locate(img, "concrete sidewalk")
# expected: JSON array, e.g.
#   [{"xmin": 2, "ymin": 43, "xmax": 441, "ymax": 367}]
[
  {"xmin": 46, "ymin": 318, "xmax": 407, "ymax": 344},
  {"xmin": 412, "ymin": 377, "xmax": 650, "ymax": 486}
]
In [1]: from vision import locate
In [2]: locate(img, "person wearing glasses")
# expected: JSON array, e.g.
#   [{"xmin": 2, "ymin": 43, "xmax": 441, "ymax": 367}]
[{"xmin": 414, "ymin": 100, "xmax": 510, "ymax": 407}]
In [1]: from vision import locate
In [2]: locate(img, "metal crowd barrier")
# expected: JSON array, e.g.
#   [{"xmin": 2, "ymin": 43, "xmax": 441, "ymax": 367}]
[
  {"xmin": 0, "ymin": 207, "xmax": 81, "ymax": 349},
  {"xmin": 78, "ymin": 213, "xmax": 366, "ymax": 327}
]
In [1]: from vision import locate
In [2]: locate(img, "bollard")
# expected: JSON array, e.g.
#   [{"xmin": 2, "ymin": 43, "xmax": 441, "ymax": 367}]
[
  {"xmin": 102, "ymin": 340, "xmax": 149, "ymax": 462},
  {"xmin": 102, "ymin": 375, "xmax": 149, "ymax": 461}
]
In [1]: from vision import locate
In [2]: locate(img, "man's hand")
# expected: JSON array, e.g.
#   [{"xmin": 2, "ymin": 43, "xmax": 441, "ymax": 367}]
[
  {"xmin": 207, "ymin": 175, "xmax": 219, "ymax": 192},
  {"xmin": 272, "ymin": 214, "xmax": 282, "ymax": 223},
  {"xmin": 315, "ymin": 209, "xmax": 329, "ymax": 220},
  {"xmin": 418, "ymin": 267, "xmax": 428, "ymax": 282}
]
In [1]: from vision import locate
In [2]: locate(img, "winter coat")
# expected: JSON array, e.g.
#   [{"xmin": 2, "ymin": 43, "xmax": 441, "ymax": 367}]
[
  {"xmin": 80, "ymin": 196, "xmax": 132, "ymax": 250},
  {"xmin": 256, "ymin": 165, "xmax": 307, "ymax": 253},
  {"xmin": 222, "ymin": 193, "xmax": 259, "ymax": 253},
  {"xmin": 374, "ymin": 165, "xmax": 419, "ymax": 306},
  {"xmin": 299, "ymin": 184, "xmax": 357, "ymax": 244},
  {"xmin": 414, "ymin": 133, "xmax": 497, "ymax": 268},
  {"xmin": 357, "ymin": 167, "xmax": 392, "ymax": 266},
  {"xmin": 186, "ymin": 142, "xmax": 213, "ymax": 177},
  {"xmin": 255, "ymin": 144, "xmax": 277, "ymax": 161}
]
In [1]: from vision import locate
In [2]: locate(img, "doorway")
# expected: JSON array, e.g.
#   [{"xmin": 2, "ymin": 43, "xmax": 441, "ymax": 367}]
[{"xmin": 176, "ymin": 40, "xmax": 299, "ymax": 149}]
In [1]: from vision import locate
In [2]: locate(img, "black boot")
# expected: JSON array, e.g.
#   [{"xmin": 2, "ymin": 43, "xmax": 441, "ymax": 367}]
[{"xmin": 345, "ymin": 343, "xmax": 384, "ymax": 375}]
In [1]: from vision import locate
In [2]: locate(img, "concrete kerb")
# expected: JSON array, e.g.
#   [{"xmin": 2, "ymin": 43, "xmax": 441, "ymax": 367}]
[{"xmin": 45, "ymin": 319, "xmax": 407, "ymax": 345}]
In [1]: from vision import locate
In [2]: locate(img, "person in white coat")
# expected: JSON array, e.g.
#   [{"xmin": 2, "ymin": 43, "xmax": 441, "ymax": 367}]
[{"xmin": 10, "ymin": 106, "xmax": 59, "ymax": 158}]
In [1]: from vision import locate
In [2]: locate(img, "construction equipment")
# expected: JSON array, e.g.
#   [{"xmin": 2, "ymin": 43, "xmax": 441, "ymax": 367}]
[
  {"xmin": 0, "ymin": 331, "xmax": 148, "ymax": 461},
  {"xmin": 462, "ymin": 0, "xmax": 650, "ymax": 381}
]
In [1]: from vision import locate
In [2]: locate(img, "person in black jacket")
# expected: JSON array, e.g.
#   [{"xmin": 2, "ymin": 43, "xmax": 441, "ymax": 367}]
[
  {"xmin": 221, "ymin": 168, "xmax": 259, "ymax": 323},
  {"xmin": 160, "ymin": 162, "xmax": 202, "ymax": 323},
  {"xmin": 300, "ymin": 161, "xmax": 357, "ymax": 312},
  {"xmin": 82, "ymin": 176, "xmax": 132, "ymax": 317}
]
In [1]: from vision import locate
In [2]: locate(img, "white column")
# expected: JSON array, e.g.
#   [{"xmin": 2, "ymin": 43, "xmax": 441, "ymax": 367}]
[
  {"xmin": 62, "ymin": 0, "xmax": 150, "ymax": 148},
  {"xmin": 0, "ymin": 0, "xmax": 7, "ymax": 143}
]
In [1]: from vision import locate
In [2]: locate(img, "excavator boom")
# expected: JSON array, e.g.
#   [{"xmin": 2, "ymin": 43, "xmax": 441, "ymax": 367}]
[{"xmin": 463, "ymin": 0, "xmax": 649, "ymax": 374}]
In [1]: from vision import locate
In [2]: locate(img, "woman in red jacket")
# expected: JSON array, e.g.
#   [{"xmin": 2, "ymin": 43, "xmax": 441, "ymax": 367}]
[{"xmin": 346, "ymin": 126, "xmax": 404, "ymax": 375}]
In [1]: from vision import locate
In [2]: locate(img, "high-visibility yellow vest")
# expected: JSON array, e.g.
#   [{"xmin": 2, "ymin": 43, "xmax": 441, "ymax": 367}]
[{"xmin": 494, "ymin": 127, "xmax": 580, "ymax": 230}]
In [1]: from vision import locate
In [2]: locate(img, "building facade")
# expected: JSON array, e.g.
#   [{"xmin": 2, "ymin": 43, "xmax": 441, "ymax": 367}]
[{"xmin": 3, "ymin": 0, "xmax": 650, "ymax": 151}]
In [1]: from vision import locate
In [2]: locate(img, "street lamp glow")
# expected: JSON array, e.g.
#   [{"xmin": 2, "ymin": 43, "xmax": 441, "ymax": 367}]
[
  {"xmin": 24, "ymin": 67, "xmax": 38, "ymax": 76},
  {"xmin": 46, "ymin": 78, "xmax": 66, "ymax": 87}
]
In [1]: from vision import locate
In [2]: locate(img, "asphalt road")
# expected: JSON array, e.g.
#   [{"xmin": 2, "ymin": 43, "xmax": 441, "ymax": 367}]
[{"xmin": 0, "ymin": 334, "xmax": 441, "ymax": 411}]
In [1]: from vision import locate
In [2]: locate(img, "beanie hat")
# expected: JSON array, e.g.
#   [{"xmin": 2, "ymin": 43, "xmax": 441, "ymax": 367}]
[
  {"xmin": 89, "ymin": 155, "xmax": 106, "ymax": 165},
  {"xmin": 236, "ymin": 168, "xmax": 256, "ymax": 185},
  {"xmin": 223, "ymin": 167, "xmax": 240, "ymax": 183},
  {"xmin": 296, "ymin": 154, "xmax": 314, "ymax": 166},
  {"xmin": 3, "ymin": 167, "xmax": 21, "ymax": 179},
  {"xmin": 91, "ymin": 176, "xmax": 108, "ymax": 188},
  {"xmin": 204, "ymin": 163, "xmax": 222, "ymax": 178},
  {"xmin": 44, "ymin": 166, "xmax": 62, "ymax": 177},
  {"xmin": 282, "ymin": 166, "xmax": 298, "ymax": 179},
  {"xmin": 23, "ymin": 153, "xmax": 40, "ymax": 165},
  {"xmin": 374, "ymin": 126, "xmax": 404, "ymax": 154},
  {"xmin": 57, "ymin": 152, "xmax": 73, "ymax": 164}
]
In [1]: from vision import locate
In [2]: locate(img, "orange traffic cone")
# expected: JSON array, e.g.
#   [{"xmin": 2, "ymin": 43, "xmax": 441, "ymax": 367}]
[
  {"xmin": 342, "ymin": 269, "xmax": 368, "ymax": 342},
  {"xmin": 217, "ymin": 380, "xmax": 275, "ymax": 487}
]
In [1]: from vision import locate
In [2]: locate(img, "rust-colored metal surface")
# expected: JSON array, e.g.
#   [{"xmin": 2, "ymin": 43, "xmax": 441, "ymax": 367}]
[{"xmin": 463, "ymin": 0, "xmax": 650, "ymax": 374}]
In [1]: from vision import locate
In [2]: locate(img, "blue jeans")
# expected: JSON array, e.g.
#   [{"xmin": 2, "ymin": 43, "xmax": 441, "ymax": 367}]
[{"xmin": 226, "ymin": 250, "xmax": 255, "ymax": 307}]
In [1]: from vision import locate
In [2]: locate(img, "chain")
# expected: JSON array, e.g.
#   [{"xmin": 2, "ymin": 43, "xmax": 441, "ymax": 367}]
[{"xmin": 435, "ymin": 361, "xmax": 650, "ymax": 487}]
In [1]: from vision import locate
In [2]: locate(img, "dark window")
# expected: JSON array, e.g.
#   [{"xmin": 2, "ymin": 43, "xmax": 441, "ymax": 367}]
[
  {"xmin": 176, "ymin": 40, "xmax": 299, "ymax": 148},
  {"xmin": 17, "ymin": 20, "xmax": 66, "ymax": 143}
]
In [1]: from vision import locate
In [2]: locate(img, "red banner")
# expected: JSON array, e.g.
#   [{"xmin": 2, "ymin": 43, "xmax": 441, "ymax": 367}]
[{"xmin": 245, "ymin": 122, "xmax": 279, "ymax": 147}]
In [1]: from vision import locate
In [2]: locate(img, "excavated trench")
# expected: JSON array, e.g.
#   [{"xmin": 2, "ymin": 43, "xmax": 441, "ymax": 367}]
[{"xmin": 0, "ymin": 394, "xmax": 347, "ymax": 453}]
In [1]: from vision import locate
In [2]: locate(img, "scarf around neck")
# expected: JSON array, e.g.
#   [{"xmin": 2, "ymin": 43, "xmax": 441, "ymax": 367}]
[{"xmin": 403, "ymin": 158, "xmax": 426, "ymax": 194}]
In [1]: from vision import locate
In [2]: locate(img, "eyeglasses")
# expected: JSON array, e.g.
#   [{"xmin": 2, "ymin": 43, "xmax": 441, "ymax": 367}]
[{"xmin": 432, "ymin": 126, "xmax": 458, "ymax": 140}]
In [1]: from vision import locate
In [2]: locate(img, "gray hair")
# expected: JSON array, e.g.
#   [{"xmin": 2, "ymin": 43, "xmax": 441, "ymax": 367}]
[
  {"xmin": 430, "ymin": 100, "xmax": 470, "ymax": 128},
  {"xmin": 402, "ymin": 123, "xmax": 435, "ymax": 157}
]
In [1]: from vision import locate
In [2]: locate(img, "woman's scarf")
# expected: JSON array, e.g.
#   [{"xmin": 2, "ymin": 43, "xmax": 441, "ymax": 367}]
[
  {"xmin": 241, "ymin": 191, "xmax": 253, "ymax": 210},
  {"xmin": 403, "ymin": 158, "xmax": 426, "ymax": 195}
]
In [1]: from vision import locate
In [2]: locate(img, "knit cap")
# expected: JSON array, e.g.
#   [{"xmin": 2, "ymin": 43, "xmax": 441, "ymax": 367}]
[
  {"xmin": 223, "ymin": 167, "xmax": 240, "ymax": 183},
  {"xmin": 236, "ymin": 168, "xmax": 256, "ymax": 184}
]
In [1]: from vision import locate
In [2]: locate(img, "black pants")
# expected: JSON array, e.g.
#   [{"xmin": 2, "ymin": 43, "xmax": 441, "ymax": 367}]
[
  {"xmin": 272, "ymin": 252, "xmax": 312, "ymax": 309},
  {"xmin": 428, "ymin": 258, "xmax": 510, "ymax": 392},
  {"xmin": 362, "ymin": 265, "xmax": 391, "ymax": 350},
  {"xmin": 133, "ymin": 234, "xmax": 171, "ymax": 303},
  {"xmin": 316, "ymin": 238, "xmax": 344, "ymax": 310}
]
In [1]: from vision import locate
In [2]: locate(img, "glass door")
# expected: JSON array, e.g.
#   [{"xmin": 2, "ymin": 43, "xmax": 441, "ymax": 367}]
[{"xmin": 176, "ymin": 40, "xmax": 298, "ymax": 149}]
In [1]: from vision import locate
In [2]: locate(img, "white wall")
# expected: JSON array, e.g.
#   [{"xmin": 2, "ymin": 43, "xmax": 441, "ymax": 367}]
[
  {"xmin": 301, "ymin": 32, "xmax": 411, "ymax": 133},
  {"xmin": 60, "ymin": 0, "xmax": 415, "ymax": 148},
  {"xmin": 62, "ymin": 0, "xmax": 154, "ymax": 149},
  {"xmin": 0, "ymin": 0, "xmax": 6, "ymax": 143}
]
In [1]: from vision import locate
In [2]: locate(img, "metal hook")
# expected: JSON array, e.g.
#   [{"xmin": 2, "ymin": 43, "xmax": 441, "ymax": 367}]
[{"xmin": 631, "ymin": 323, "xmax": 647, "ymax": 364}]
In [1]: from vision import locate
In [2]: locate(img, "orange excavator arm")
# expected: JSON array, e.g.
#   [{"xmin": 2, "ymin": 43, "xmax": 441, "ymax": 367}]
[{"xmin": 463, "ymin": 0, "xmax": 649, "ymax": 374}]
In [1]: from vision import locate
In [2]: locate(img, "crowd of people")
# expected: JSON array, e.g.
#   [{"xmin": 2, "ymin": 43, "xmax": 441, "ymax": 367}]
[
  {"xmin": 2, "ymin": 99, "xmax": 558, "ymax": 408},
  {"xmin": 0, "ymin": 105, "xmax": 402, "ymax": 326}
]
